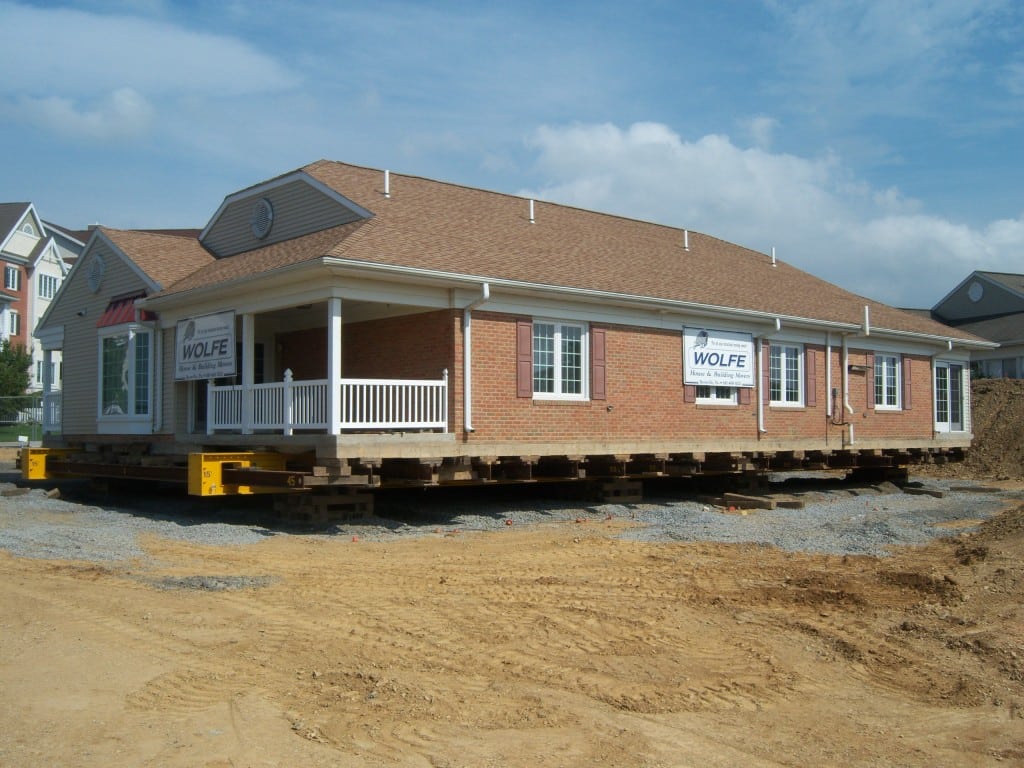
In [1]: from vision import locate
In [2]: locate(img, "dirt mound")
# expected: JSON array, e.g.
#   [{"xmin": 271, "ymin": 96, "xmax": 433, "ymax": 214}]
[{"xmin": 930, "ymin": 378, "xmax": 1024, "ymax": 480}]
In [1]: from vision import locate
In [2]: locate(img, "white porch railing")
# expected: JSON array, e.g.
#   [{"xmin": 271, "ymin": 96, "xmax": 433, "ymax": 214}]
[
  {"xmin": 207, "ymin": 369, "xmax": 448, "ymax": 435},
  {"xmin": 43, "ymin": 391, "xmax": 62, "ymax": 432}
]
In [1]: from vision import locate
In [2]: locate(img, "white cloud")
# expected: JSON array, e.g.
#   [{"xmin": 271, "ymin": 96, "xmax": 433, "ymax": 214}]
[
  {"xmin": 0, "ymin": 1, "xmax": 297, "ymax": 97},
  {"xmin": 523, "ymin": 121, "xmax": 1024, "ymax": 307},
  {"xmin": 763, "ymin": 0, "xmax": 1016, "ymax": 124},
  {"xmin": 13, "ymin": 88, "xmax": 155, "ymax": 141},
  {"xmin": 743, "ymin": 115, "xmax": 779, "ymax": 149}
]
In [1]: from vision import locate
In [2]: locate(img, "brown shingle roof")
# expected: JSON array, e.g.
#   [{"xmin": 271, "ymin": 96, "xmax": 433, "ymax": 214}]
[
  {"xmin": 162, "ymin": 160, "xmax": 984, "ymax": 343},
  {"xmin": 100, "ymin": 228, "xmax": 214, "ymax": 289}
]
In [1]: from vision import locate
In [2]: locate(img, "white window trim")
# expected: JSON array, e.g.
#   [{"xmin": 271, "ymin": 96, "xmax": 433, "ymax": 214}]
[
  {"xmin": 696, "ymin": 385, "xmax": 737, "ymax": 405},
  {"xmin": 933, "ymin": 360, "xmax": 967, "ymax": 434},
  {"xmin": 533, "ymin": 318, "xmax": 589, "ymax": 402},
  {"xmin": 874, "ymin": 353, "xmax": 901, "ymax": 410},
  {"xmin": 38, "ymin": 273, "xmax": 60, "ymax": 300},
  {"xmin": 96, "ymin": 323, "xmax": 154, "ymax": 434},
  {"xmin": 4, "ymin": 265, "xmax": 20, "ymax": 292},
  {"xmin": 769, "ymin": 343, "xmax": 804, "ymax": 406}
]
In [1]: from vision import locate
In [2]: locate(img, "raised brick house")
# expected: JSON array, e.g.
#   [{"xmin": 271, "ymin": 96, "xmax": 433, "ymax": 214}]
[{"xmin": 34, "ymin": 161, "xmax": 992, "ymax": 483}]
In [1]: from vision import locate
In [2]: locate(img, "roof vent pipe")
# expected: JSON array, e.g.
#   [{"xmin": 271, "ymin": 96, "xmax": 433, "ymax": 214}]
[
  {"xmin": 529, "ymin": 199, "xmax": 535, "ymax": 224},
  {"xmin": 771, "ymin": 247, "xmax": 777, "ymax": 267},
  {"xmin": 384, "ymin": 170, "xmax": 390, "ymax": 198},
  {"xmin": 684, "ymin": 229, "xmax": 690, "ymax": 251},
  {"xmin": 863, "ymin": 305, "xmax": 871, "ymax": 336}
]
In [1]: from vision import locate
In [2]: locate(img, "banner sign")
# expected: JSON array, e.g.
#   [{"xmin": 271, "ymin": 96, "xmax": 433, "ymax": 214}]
[
  {"xmin": 683, "ymin": 327, "xmax": 755, "ymax": 387},
  {"xmin": 175, "ymin": 311, "xmax": 236, "ymax": 381}
]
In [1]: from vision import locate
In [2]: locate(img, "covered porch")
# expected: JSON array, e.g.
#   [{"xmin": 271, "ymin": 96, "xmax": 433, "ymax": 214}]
[{"xmin": 187, "ymin": 295, "xmax": 457, "ymax": 438}]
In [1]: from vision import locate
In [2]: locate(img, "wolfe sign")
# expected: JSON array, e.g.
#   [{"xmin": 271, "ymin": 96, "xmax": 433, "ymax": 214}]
[
  {"xmin": 683, "ymin": 327, "xmax": 755, "ymax": 388},
  {"xmin": 175, "ymin": 311, "xmax": 236, "ymax": 381}
]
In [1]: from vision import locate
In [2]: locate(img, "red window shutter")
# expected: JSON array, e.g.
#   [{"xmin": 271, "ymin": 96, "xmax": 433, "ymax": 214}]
[
  {"xmin": 865, "ymin": 353, "xmax": 875, "ymax": 410},
  {"xmin": 739, "ymin": 386, "xmax": 751, "ymax": 405},
  {"xmin": 683, "ymin": 384, "xmax": 696, "ymax": 403},
  {"xmin": 762, "ymin": 341, "xmax": 771, "ymax": 404},
  {"xmin": 902, "ymin": 356, "xmax": 912, "ymax": 410},
  {"xmin": 805, "ymin": 348, "xmax": 817, "ymax": 407},
  {"xmin": 591, "ymin": 327, "xmax": 607, "ymax": 401},
  {"xmin": 516, "ymin": 319, "xmax": 533, "ymax": 398}
]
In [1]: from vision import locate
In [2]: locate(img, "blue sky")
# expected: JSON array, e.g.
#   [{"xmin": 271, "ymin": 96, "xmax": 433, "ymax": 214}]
[{"xmin": 1, "ymin": 0, "xmax": 1022, "ymax": 308}]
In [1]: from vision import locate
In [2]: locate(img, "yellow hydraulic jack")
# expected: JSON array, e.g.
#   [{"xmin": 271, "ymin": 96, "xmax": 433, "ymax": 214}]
[{"xmin": 187, "ymin": 452, "xmax": 306, "ymax": 497}]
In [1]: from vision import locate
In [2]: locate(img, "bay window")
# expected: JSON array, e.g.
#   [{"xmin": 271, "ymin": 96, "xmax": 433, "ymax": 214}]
[{"xmin": 98, "ymin": 325, "xmax": 153, "ymax": 431}]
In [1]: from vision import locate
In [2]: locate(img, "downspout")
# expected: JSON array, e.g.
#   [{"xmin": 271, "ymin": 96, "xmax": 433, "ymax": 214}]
[
  {"xmin": 756, "ymin": 317, "xmax": 782, "ymax": 434},
  {"xmin": 825, "ymin": 332, "xmax": 832, "ymax": 419},
  {"xmin": 842, "ymin": 334, "xmax": 855, "ymax": 444},
  {"xmin": 463, "ymin": 282, "xmax": 490, "ymax": 432}
]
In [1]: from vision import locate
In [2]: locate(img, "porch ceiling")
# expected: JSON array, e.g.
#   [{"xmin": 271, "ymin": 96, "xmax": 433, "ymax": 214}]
[{"xmin": 260, "ymin": 299, "xmax": 436, "ymax": 331}]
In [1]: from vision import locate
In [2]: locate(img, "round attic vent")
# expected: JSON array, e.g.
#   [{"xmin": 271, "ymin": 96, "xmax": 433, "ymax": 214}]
[
  {"xmin": 968, "ymin": 280, "xmax": 984, "ymax": 303},
  {"xmin": 87, "ymin": 254, "xmax": 105, "ymax": 293},
  {"xmin": 251, "ymin": 198, "xmax": 274, "ymax": 239}
]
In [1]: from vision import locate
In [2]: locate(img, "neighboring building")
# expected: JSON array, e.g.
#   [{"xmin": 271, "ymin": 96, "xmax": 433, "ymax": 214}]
[
  {"xmin": 34, "ymin": 161, "xmax": 993, "ymax": 483},
  {"xmin": 931, "ymin": 271, "xmax": 1024, "ymax": 379},
  {"xmin": 0, "ymin": 203, "xmax": 84, "ymax": 392}
]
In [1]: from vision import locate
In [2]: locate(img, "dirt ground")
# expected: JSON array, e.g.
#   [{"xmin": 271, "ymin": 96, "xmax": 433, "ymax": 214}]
[{"xmin": 1, "ymin": 380, "xmax": 1023, "ymax": 767}]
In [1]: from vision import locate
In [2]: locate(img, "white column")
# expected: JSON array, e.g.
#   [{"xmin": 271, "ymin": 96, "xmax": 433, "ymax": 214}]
[
  {"xmin": 327, "ymin": 297, "xmax": 343, "ymax": 434},
  {"xmin": 241, "ymin": 312, "xmax": 255, "ymax": 434}
]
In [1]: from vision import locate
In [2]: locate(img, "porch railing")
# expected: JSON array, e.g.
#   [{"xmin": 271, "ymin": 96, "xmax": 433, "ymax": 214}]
[
  {"xmin": 43, "ymin": 391, "xmax": 62, "ymax": 432},
  {"xmin": 207, "ymin": 369, "xmax": 448, "ymax": 435}
]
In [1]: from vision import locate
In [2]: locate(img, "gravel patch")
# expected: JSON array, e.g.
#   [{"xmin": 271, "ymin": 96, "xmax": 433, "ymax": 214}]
[{"xmin": 1, "ymin": 468, "xmax": 1021, "ymax": 563}]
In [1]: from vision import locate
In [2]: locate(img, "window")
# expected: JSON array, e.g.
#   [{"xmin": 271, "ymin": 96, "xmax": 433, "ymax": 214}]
[
  {"xmin": 934, "ymin": 362, "xmax": 965, "ymax": 432},
  {"xmin": 99, "ymin": 328, "xmax": 151, "ymax": 420},
  {"xmin": 533, "ymin": 320, "xmax": 586, "ymax": 399},
  {"xmin": 769, "ymin": 344, "xmax": 802, "ymax": 405},
  {"xmin": 874, "ymin": 354, "xmax": 900, "ymax": 409},
  {"xmin": 38, "ymin": 274, "xmax": 60, "ymax": 300},
  {"xmin": 696, "ymin": 385, "xmax": 737, "ymax": 404},
  {"xmin": 4, "ymin": 265, "xmax": 21, "ymax": 291},
  {"xmin": 8, "ymin": 311, "xmax": 20, "ymax": 336}
]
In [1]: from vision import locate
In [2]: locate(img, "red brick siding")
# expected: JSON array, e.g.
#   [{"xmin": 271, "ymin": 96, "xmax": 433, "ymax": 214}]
[{"xmin": 464, "ymin": 314, "xmax": 938, "ymax": 443}]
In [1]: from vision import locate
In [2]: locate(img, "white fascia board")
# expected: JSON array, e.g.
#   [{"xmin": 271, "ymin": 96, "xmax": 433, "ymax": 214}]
[
  {"xmin": 864, "ymin": 326, "xmax": 998, "ymax": 351},
  {"xmin": 140, "ymin": 254, "xmax": 989, "ymax": 350},
  {"xmin": 35, "ymin": 324, "xmax": 64, "ymax": 349},
  {"xmin": 199, "ymin": 171, "xmax": 375, "ymax": 242}
]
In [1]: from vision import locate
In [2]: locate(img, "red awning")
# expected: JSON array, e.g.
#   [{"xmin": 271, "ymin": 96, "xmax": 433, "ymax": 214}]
[{"xmin": 96, "ymin": 296, "xmax": 156, "ymax": 327}]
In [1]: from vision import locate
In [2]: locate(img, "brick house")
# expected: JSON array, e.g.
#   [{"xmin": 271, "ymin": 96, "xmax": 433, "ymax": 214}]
[
  {"xmin": 34, "ymin": 161, "xmax": 992, "ymax": 482},
  {"xmin": 0, "ymin": 203, "xmax": 83, "ymax": 391}
]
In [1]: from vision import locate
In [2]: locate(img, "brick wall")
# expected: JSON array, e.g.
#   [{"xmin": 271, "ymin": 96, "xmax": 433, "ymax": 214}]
[{"xmin": 463, "ymin": 313, "xmax": 938, "ymax": 443}]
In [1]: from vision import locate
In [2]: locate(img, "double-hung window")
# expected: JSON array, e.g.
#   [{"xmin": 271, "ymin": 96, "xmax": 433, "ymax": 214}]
[
  {"xmin": 874, "ymin": 354, "xmax": 900, "ymax": 409},
  {"xmin": 8, "ymin": 311, "xmax": 20, "ymax": 336},
  {"xmin": 769, "ymin": 344, "xmax": 803, "ymax": 405},
  {"xmin": 533, "ymin": 320, "xmax": 587, "ymax": 400},
  {"xmin": 4, "ymin": 265, "xmax": 20, "ymax": 291},
  {"xmin": 98, "ymin": 325, "xmax": 153, "ymax": 432},
  {"xmin": 38, "ymin": 274, "xmax": 60, "ymax": 300}
]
